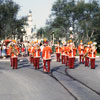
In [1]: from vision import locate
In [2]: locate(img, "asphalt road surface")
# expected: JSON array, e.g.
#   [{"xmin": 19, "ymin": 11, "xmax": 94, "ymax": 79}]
[{"xmin": 0, "ymin": 56, "xmax": 100, "ymax": 100}]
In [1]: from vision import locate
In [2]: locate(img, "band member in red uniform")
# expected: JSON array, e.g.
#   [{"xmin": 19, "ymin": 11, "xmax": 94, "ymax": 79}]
[
  {"xmin": 21, "ymin": 43, "xmax": 25, "ymax": 57},
  {"xmin": 10, "ymin": 43, "xmax": 18, "ymax": 69},
  {"xmin": 68, "ymin": 40, "xmax": 76, "ymax": 69},
  {"xmin": 9, "ymin": 44, "xmax": 13, "ymax": 67},
  {"xmin": 55, "ymin": 42, "xmax": 61, "ymax": 62},
  {"xmin": 28, "ymin": 45, "xmax": 34, "ymax": 64},
  {"xmin": 84, "ymin": 42, "xmax": 90, "ymax": 67},
  {"xmin": 78, "ymin": 40, "xmax": 84, "ymax": 64},
  {"xmin": 42, "ymin": 40, "xmax": 52, "ymax": 73},
  {"xmin": 32, "ymin": 43, "xmax": 41, "ymax": 69},
  {"xmin": 61, "ymin": 43, "xmax": 66, "ymax": 64},
  {"xmin": 89, "ymin": 42, "xmax": 97, "ymax": 69},
  {"xmin": 65, "ymin": 41, "xmax": 70, "ymax": 66}
]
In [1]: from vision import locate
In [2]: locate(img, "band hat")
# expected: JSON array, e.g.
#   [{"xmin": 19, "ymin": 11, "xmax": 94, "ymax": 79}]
[
  {"xmin": 88, "ymin": 45, "xmax": 90, "ymax": 47},
  {"xmin": 91, "ymin": 44, "xmax": 93, "ymax": 46},
  {"xmin": 88, "ymin": 42, "xmax": 90, "ymax": 45},
  {"xmin": 55, "ymin": 44, "xmax": 58, "ymax": 46},
  {"xmin": 80, "ymin": 40, "xmax": 83, "ymax": 44},
  {"xmin": 33, "ymin": 44, "xmax": 36, "ymax": 47},
  {"xmin": 67, "ymin": 43, "xmax": 69, "ymax": 46},
  {"xmin": 43, "ymin": 38, "xmax": 47, "ymax": 42},
  {"xmin": 43, "ymin": 43, "xmax": 48, "ymax": 46},
  {"xmin": 36, "ymin": 43, "xmax": 40, "ymax": 46},
  {"xmin": 69, "ymin": 39, "xmax": 72, "ymax": 43},
  {"xmin": 93, "ymin": 42, "xmax": 97, "ymax": 45},
  {"xmin": 31, "ymin": 41, "xmax": 34, "ymax": 44},
  {"xmin": 70, "ymin": 43, "xmax": 73, "ymax": 45},
  {"xmin": 84, "ymin": 45, "xmax": 87, "ymax": 47},
  {"xmin": 63, "ymin": 43, "xmax": 66, "ymax": 46},
  {"xmin": 80, "ymin": 43, "xmax": 83, "ymax": 44},
  {"xmin": 68, "ymin": 40, "xmax": 70, "ymax": 43},
  {"xmin": 90, "ymin": 41, "xmax": 92, "ymax": 44},
  {"xmin": 55, "ymin": 44, "xmax": 60, "ymax": 46},
  {"xmin": 34, "ymin": 43, "xmax": 38, "ymax": 46},
  {"xmin": 80, "ymin": 40, "xmax": 82, "ymax": 42}
]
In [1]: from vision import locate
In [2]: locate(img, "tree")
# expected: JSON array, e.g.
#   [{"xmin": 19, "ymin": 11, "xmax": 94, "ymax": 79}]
[
  {"xmin": 0, "ymin": 0, "xmax": 27, "ymax": 40},
  {"xmin": 37, "ymin": 27, "xmax": 45, "ymax": 38},
  {"xmin": 42, "ymin": 0, "xmax": 100, "ymax": 50}
]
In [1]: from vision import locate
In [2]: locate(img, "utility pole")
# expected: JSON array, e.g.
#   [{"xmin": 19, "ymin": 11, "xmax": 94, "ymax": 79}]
[{"xmin": 53, "ymin": 33, "xmax": 54, "ymax": 45}]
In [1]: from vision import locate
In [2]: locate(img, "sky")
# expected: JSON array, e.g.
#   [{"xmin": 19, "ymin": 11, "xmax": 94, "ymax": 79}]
[
  {"xmin": 13, "ymin": 0, "xmax": 56, "ymax": 29},
  {"xmin": 13, "ymin": 0, "xmax": 95, "ymax": 29}
]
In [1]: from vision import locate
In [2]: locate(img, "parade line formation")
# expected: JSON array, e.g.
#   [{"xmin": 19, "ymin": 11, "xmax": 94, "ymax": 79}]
[{"xmin": 1, "ymin": 39, "xmax": 97, "ymax": 73}]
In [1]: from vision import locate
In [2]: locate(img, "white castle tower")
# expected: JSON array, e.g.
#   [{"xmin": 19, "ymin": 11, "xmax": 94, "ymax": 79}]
[
  {"xmin": 23, "ymin": 10, "xmax": 37, "ymax": 41},
  {"xmin": 23, "ymin": 10, "xmax": 33, "ymax": 41}
]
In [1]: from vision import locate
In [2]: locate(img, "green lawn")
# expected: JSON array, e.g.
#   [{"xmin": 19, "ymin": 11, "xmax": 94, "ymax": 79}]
[{"xmin": 97, "ymin": 53, "xmax": 100, "ymax": 56}]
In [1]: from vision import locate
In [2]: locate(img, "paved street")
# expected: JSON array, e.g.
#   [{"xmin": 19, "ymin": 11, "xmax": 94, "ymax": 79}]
[
  {"xmin": 0, "ymin": 55, "xmax": 100, "ymax": 100},
  {"xmin": 0, "ymin": 58, "xmax": 74, "ymax": 100}
]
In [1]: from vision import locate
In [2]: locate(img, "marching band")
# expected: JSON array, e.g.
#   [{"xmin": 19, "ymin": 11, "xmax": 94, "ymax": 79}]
[
  {"xmin": 55, "ymin": 39, "xmax": 97, "ymax": 69},
  {"xmin": 7, "ymin": 38, "xmax": 97, "ymax": 72}
]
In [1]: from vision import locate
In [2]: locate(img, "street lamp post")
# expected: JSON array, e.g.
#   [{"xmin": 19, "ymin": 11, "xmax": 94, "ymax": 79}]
[
  {"xmin": 53, "ymin": 33, "xmax": 54, "ymax": 45},
  {"xmin": 21, "ymin": 28, "xmax": 24, "ymax": 42},
  {"xmin": 69, "ymin": 27, "xmax": 73, "ymax": 39}
]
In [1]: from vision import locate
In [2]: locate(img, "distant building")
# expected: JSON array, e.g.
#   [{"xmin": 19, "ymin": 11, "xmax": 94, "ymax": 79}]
[{"xmin": 23, "ymin": 10, "xmax": 37, "ymax": 41}]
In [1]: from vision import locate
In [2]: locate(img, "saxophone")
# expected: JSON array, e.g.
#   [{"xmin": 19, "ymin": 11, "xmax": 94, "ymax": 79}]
[{"xmin": 83, "ymin": 47, "xmax": 89, "ymax": 59}]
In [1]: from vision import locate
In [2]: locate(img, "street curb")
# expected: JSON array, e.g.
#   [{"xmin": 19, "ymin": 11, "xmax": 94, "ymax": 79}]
[{"xmin": 0, "ymin": 59, "xmax": 10, "ymax": 62}]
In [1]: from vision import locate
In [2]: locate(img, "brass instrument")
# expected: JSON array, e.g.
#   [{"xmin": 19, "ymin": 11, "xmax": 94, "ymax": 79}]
[
  {"xmin": 91, "ymin": 45, "xmax": 97, "ymax": 57},
  {"xmin": 82, "ymin": 52, "xmax": 88, "ymax": 59},
  {"xmin": 10, "ymin": 45, "xmax": 18, "ymax": 56},
  {"xmin": 70, "ymin": 43, "xmax": 76, "ymax": 52},
  {"xmin": 82, "ymin": 47, "xmax": 89, "ymax": 59}
]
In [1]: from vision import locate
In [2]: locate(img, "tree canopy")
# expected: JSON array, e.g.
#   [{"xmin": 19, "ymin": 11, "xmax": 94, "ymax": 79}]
[
  {"xmin": 37, "ymin": 0, "xmax": 100, "ymax": 50},
  {"xmin": 0, "ymin": 0, "xmax": 27, "ymax": 40}
]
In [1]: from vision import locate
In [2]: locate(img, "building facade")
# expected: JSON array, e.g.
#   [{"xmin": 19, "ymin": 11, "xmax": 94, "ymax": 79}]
[{"xmin": 23, "ymin": 10, "xmax": 37, "ymax": 41}]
